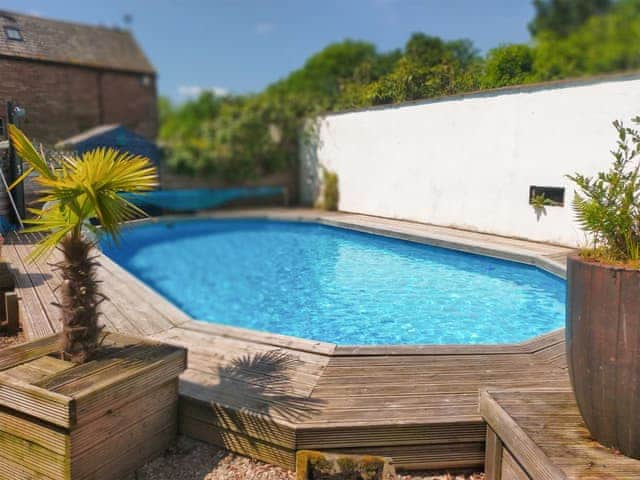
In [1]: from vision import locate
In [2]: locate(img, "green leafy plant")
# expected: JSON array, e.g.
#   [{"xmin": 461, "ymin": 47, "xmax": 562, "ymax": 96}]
[
  {"xmin": 8, "ymin": 124, "xmax": 157, "ymax": 362},
  {"xmin": 322, "ymin": 169, "xmax": 339, "ymax": 211},
  {"xmin": 531, "ymin": 193, "xmax": 554, "ymax": 209},
  {"xmin": 567, "ymin": 117, "xmax": 640, "ymax": 265},
  {"xmin": 531, "ymin": 192, "xmax": 554, "ymax": 221},
  {"xmin": 481, "ymin": 44, "xmax": 535, "ymax": 88},
  {"xmin": 528, "ymin": 0, "xmax": 613, "ymax": 37}
]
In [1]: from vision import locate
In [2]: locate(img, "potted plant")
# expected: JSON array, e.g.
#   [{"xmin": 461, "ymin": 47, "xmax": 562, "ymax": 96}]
[
  {"xmin": 0, "ymin": 125, "xmax": 187, "ymax": 479},
  {"xmin": 566, "ymin": 116, "xmax": 640, "ymax": 458}
]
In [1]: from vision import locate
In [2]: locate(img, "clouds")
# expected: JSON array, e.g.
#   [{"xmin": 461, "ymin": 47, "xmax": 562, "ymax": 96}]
[
  {"xmin": 255, "ymin": 22, "xmax": 275, "ymax": 35},
  {"xmin": 178, "ymin": 85, "xmax": 229, "ymax": 98}
]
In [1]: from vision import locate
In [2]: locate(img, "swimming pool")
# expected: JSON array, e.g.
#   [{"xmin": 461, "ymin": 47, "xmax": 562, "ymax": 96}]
[{"xmin": 101, "ymin": 218, "xmax": 566, "ymax": 345}]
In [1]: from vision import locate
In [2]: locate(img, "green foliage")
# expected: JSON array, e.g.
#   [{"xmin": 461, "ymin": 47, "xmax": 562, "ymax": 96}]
[
  {"xmin": 322, "ymin": 169, "xmax": 339, "ymax": 211},
  {"xmin": 357, "ymin": 59, "xmax": 473, "ymax": 106},
  {"xmin": 160, "ymin": 1, "xmax": 640, "ymax": 182},
  {"xmin": 344, "ymin": 35, "xmax": 481, "ymax": 107},
  {"xmin": 567, "ymin": 117, "xmax": 640, "ymax": 264},
  {"xmin": 531, "ymin": 193, "xmax": 554, "ymax": 209},
  {"xmin": 8, "ymin": 124, "xmax": 157, "ymax": 363},
  {"xmin": 533, "ymin": 0, "xmax": 640, "ymax": 81},
  {"xmin": 8, "ymin": 124, "xmax": 157, "ymax": 259},
  {"xmin": 160, "ymin": 92, "xmax": 308, "ymax": 181},
  {"xmin": 529, "ymin": 0, "xmax": 613, "ymax": 37},
  {"xmin": 405, "ymin": 33, "xmax": 450, "ymax": 67},
  {"xmin": 160, "ymin": 40, "xmax": 389, "ymax": 180},
  {"xmin": 481, "ymin": 44, "xmax": 535, "ymax": 88},
  {"xmin": 268, "ymin": 40, "xmax": 381, "ymax": 106}
]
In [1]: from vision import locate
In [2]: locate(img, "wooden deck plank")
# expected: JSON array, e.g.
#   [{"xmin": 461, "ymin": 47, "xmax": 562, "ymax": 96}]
[
  {"xmin": 2, "ymin": 239, "xmax": 56, "ymax": 338},
  {"xmin": 97, "ymin": 254, "xmax": 189, "ymax": 329},
  {"xmin": 481, "ymin": 388, "xmax": 640, "ymax": 479}
]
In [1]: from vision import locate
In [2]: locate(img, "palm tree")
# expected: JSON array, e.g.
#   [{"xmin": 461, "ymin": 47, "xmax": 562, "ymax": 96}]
[{"xmin": 8, "ymin": 124, "xmax": 157, "ymax": 363}]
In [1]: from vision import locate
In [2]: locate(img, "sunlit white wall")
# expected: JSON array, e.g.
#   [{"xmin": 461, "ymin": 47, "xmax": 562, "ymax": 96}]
[{"xmin": 300, "ymin": 74, "xmax": 640, "ymax": 246}]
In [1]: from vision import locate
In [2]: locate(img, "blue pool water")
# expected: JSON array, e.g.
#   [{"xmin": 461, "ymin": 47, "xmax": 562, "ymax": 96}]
[{"xmin": 101, "ymin": 219, "xmax": 566, "ymax": 345}]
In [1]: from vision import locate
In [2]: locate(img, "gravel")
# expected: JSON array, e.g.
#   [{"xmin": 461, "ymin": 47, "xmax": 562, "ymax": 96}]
[
  {"xmin": 0, "ymin": 332, "xmax": 24, "ymax": 350},
  {"xmin": 398, "ymin": 472, "xmax": 484, "ymax": 480},
  {"xmin": 134, "ymin": 437, "xmax": 484, "ymax": 480},
  {"xmin": 134, "ymin": 437, "xmax": 295, "ymax": 480}
]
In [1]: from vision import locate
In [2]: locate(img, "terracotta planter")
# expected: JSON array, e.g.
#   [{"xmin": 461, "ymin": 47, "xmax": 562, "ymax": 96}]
[{"xmin": 566, "ymin": 254, "xmax": 640, "ymax": 458}]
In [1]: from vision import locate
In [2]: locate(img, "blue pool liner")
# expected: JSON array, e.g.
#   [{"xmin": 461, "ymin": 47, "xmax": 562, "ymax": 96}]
[{"xmin": 101, "ymin": 218, "xmax": 567, "ymax": 346}]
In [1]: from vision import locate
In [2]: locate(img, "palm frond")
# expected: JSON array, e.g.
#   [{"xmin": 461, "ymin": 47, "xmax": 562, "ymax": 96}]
[
  {"xmin": 22, "ymin": 207, "xmax": 77, "ymax": 260},
  {"xmin": 7, "ymin": 125, "xmax": 55, "ymax": 181},
  {"xmin": 7, "ymin": 126, "xmax": 158, "ymax": 260}
]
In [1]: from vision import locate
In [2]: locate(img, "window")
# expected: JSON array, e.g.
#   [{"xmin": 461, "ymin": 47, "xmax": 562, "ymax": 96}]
[
  {"xmin": 0, "ymin": 118, "xmax": 4, "ymax": 138},
  {"xmin": 4, "ymin": 26, "xmax": 22, "ymax": 41},
  {"xmin": 529, "ymin": 186, "xmax": 565, "ymax": 207}
]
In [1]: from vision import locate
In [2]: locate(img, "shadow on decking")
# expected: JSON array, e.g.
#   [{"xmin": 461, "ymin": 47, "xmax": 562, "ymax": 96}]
[
  {"xmin": 181, "ymin": 349, "xmax": 326, "ymax": 443},
  {"xmin": 11, "ymin": 270, "xmax": 53, "ymax": 287},
  {"xmin": 221, "ymin": 350, "xmax": 324, "ymax": 420}
]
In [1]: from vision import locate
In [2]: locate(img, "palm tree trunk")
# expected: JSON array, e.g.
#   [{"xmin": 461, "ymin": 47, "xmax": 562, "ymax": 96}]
[{"xmin": 57, "ymin": 233, "xmax": 103, "ymax": 363}]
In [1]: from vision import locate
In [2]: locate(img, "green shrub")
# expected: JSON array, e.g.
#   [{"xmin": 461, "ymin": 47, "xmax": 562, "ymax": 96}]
[
  {"xmin": 528, "ymin": 0, "xmax": 614, "ymax": 37},
  {"xmin": 533, "ymin": 0, "xmax": 640, "ymax": 81},
  {"xmin": 481, "ymin": 44, "xmax": 536, "ymax": 89},
  {"xmin": 567, "ymin": 117, "xmax": 640, "ymax": 265},
  {"xmin": 323, "ymin": 169, "xmax": 339, "ymax": 211}
]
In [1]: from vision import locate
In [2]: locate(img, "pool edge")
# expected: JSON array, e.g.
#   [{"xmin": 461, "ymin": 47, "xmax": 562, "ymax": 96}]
[{"xmin": 111, "ymin": 209, "xmax": 570, "ymax": 356}]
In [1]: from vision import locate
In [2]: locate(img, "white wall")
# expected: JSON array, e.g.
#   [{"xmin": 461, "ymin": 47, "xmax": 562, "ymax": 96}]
[{"xmin": 300, "ymin": 74, "xmax": 640, "ymax": 246}]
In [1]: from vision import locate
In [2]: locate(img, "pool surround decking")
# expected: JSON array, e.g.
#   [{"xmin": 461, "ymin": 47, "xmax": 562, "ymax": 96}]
[{"xmin": 3, "ymin": 208, "xmax": 574, "ymax": 471}]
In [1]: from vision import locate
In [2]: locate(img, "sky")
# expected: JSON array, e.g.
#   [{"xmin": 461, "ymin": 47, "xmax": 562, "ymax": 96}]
[{"xmin": 3, "ymin": 1, "xmax": 535, "ymax": 102}]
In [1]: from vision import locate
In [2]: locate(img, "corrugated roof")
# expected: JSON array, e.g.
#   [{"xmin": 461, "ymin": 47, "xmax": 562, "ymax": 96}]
[{"xmin": 0, "ymin": 10, "xmax": 155, "ymax": 74}]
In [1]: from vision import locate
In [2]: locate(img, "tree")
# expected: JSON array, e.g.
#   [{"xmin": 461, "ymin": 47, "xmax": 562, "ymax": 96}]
[
  {"xmin": 533, "ymin": 0, "xmax": 640, "ymax": 80},
  {"xmin": 8, "ymin": 124, "xmax": 157, "ymax": 363},
  {"xmin": 446, "ymin": 39, "xmax": 481, "ymax": 68},
  {"xmin": 481, "ymin": 44, "xmax": 535, "ymax": 88},
  {"xmin": 405, "ymin": 33, "xmax": 449, "ymax": 67},
  {"xmin": 528, "ymin": 0, "xmax": 614, "ymax": 37},
  {"xmin": 269, "ymin": 40, "xmax": 382, "ymax": 105},
  {"xmin": 347, "ymin": 34, "xmax": 481, "ymax": 107}
]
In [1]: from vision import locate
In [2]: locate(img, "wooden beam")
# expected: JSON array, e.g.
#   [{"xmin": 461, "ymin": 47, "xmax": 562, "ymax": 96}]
[
  {"xmin": 4, "ymin": 292, "xmax": 18, "ymax": 336},
  {"xmin": 484, "ymin": 426, "xmax": 503, "ymax": 480}
]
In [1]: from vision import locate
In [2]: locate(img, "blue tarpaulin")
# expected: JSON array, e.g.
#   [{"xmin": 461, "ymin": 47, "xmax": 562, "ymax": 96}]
[
  {"xmin": 0, "ymin": 215, "xmax": 14, "ymax": 233},
  {"xmin": 122, "ymin": 186, "xmax": 284, "ymax": 212}
]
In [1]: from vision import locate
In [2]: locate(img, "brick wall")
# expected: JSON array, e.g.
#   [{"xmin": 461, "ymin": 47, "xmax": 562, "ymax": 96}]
[
  {"xmin": 0, "ymin": 57, "xmax": 157, "ymax": 144},
  {"xmin": 100, "ymin": 71, "xmax": 158, "ymax": 140}
]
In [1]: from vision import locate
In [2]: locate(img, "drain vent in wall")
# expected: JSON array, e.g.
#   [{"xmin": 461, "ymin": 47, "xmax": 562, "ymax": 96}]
[{"xmin": 529, "ymin": 186, "xmax": 565, "ymax": 206}]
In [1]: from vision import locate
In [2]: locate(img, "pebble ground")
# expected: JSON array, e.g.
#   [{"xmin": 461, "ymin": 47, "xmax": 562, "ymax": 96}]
[{"xmin": 135, "ymin": 437, "xmax": 484, "ymax": 480}]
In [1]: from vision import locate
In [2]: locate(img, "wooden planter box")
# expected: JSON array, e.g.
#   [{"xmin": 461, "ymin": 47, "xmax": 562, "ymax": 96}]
[{"xmin": 0, "ymin": 332, "xmax": 187, "ymax": 479}]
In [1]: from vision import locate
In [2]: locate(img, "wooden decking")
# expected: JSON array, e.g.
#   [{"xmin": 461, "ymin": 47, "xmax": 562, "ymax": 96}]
[
  {"xmin": 2, "ymin": 209, "xmax": 578, "ymax": 471},
  {"xmin": 480, "ymin": 388, "xmax": 640, "ymax": 478}
]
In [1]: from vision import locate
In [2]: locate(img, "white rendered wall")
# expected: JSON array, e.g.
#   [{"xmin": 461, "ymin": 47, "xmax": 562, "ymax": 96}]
[{"xmin": 299, "ymin": 74, "xmax": 640, "ymax": 246}]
